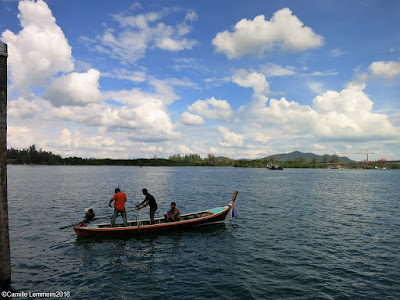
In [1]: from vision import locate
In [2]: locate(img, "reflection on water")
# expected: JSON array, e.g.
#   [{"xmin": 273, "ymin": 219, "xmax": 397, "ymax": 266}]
[{"xmin": 7, "ymin": 166, "xmax": 400, "ymax": 299}]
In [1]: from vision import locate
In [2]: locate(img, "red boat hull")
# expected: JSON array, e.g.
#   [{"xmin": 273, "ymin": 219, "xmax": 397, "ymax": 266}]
[{"xmin": 74, "ymin": 191, "xmax": 238, "ymax": 238}]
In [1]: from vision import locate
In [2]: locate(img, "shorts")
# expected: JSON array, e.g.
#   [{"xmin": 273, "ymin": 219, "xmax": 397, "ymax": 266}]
[{"xmin": 150, "ymin": 207, "xmax": 157, "ymax": 217}]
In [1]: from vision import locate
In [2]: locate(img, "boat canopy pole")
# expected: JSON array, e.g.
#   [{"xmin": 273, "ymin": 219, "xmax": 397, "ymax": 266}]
[{"xmin": 230, "ymin": 191, "xmax": 239, "ymax": 206}]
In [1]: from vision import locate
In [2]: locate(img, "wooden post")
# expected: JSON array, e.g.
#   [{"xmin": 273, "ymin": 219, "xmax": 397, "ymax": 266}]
[{"xmin": 0, "ymin": 42, "xmax": 11, "ymax": 291}]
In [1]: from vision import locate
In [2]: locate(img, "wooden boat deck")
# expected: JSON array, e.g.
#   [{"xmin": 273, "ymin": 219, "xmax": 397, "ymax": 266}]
[{"xmin": 88, "ymin": 207, "xmax": 227, "ymax": 229}]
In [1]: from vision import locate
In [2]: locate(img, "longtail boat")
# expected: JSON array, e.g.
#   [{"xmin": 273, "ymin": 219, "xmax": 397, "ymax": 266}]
[{"xmin": 74, "ymin": 191, "xmax": 238, "ymax": 238}]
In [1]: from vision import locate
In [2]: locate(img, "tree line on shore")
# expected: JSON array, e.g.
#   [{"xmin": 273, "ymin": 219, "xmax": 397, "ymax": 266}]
[{"xmin": 7, "ymin": 145, "xmax": 399, "ymax": 169}]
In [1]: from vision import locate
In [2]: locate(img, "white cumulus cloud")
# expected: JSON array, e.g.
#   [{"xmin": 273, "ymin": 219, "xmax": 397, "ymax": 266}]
[
  {"xmin": 59, "ymin": 128, "xmax": 73, "ymax": 148},
  {"xmin": 218, "ymin": 126, "xmax": 244, "ymax": 147},
  {"xmin": 181, "ymin": 112, "xmax": 205, "ymax": 125},
  {"xmin": 8, "ymin": 96, "xmax": 50, "ymax": 118},
  {"xmin": 1, "ymin": 0, "xmax": 74, "ymax": 93},
  {"xmin": 44, "ymin": 69, "xmax": 101, "ymax": 107},
  {"xmin": 212, "ymin": 8, "xmax": 323, "ymax": 59},
  {"xmin": 52, "ymin": 98, "xmax": 180, "ymax": 142},
  {"xmin": 7, "ymin": 126, "xmax": 36, "ymax": 149},
  {"xmin": 188, "ymin": 97, "xmax": 233, "ymax": 121},
  {"xmin": 368, "ymin": 61, "xmax": 400, "ymax": 79},
  {"xmin": 246, "ymin": 82, "xmax": 399, "ymax": 140},
  {"xmin": 232, "ymin": 70, "xmax": 270, "ymax": 94}
]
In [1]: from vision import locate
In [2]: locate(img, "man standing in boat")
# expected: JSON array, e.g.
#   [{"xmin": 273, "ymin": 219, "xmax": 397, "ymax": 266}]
[
  {"xmin": 136, "ymin": 188, "xmax": 158, "ymax": 225},
  {"xmin": 109, "ymin": 188, "xmax": 128, "ymax": 227}
]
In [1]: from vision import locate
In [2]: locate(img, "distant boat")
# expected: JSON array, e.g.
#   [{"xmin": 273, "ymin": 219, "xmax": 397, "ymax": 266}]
[
  {"xmin": 267, "ymin": 163, "xmax": 283, "ymax": 170},
  {"xmin": 74, "ymin": 191, "xmax": 239, "ymax": 238},
  {"xmin": 329, "ymin": 165, "xmax": 342, "ymax": 169}
]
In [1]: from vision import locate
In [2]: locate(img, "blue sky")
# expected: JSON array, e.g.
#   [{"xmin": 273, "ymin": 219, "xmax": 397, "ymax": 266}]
[{"xmin": 1, "ymin": 0, "xmax": 399, "ymax": 160}]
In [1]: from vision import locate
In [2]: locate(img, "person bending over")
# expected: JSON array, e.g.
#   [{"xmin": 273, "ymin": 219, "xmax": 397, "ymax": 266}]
[{"xmin": 136, "ymin": 188, "xmax": 158, "ymax": 225}]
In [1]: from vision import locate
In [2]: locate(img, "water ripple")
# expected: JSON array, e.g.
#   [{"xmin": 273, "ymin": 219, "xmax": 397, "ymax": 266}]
[{"xmin": 7, "ymin": 166, "xmax": 400, "ymax": 299}]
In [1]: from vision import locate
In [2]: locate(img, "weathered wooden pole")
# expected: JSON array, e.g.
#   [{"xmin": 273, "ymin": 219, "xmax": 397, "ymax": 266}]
[{"xmin": 0, "ymin": 42, "xmax": 11, "ymax": 291}]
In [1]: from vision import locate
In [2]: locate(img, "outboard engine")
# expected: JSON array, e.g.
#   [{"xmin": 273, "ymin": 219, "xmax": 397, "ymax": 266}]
[{"xmin": 84, "ymin": 207, "xmax": 96, "ymax": 222}]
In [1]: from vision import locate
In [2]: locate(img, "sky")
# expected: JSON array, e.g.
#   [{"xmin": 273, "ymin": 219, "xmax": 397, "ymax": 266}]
[{"xmin": 0, "ymin": 0, "xmax": 399, "ymax": 161}]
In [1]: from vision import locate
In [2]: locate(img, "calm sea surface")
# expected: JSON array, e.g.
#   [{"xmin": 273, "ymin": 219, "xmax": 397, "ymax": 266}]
[{"xmin": 7, "ymin": 166, "xmax": 400, "ymax": 299}]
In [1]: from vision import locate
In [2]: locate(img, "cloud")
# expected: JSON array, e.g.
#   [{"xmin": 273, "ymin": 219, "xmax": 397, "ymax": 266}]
[
  {"xmin": 50, "ymin": 77, "xmax": 182, "ymax": 142},
  {"xmin": 188, "ymin": 97, "xmax": 233, "ymax": 121},
  {"xmin": 181, "ymin": 112, "xmax": 205, "ymax": 125},
  {"xmin": 103, "ymin": 77, "xmax": 181, "ymax": 107},
  {"xmin": 102, "ymin": 68, "xmax": 147, "ymax": 82},
  {"xmin": 307, "ymin": 81, "xmax": 325, "ymax": 94},
  {"xmin": 52, "ymin": 100, "xmax": 180, "ymax": 142},
  {"xmin": 7, "ymin": 126, "xmax": 36, "ymax": 149},
  {"xmin": 313, "ymin": 144, "xmax": 325, "ymax": 150},
  {"xmin": 99, "ymin": 10, "xmax": 197, "ymax": 64},
  {"xmin": 368, "ymin": 61, "xmax": 400, "ymax": 79},
  {"xmin": 177, "ymin": 144, "xmax": 192, "ymax": 153},
  {"xmin": 218, "ymin": 126, "xmax": 244, "ymax": 147},
  {"xmin": 44, "ymin": 69, "xmax": 101, "ymax": 107},
  {"xmin": 232, "ymin": 70, "xmax": 270, "ymax": 94},
  {"xmin": 212, "ymin": 8, "xmax": 323, "ymax": 59},
  {"xmin": 50, "ymin": 128, "xmax": 119, "ymax": 157},
  {"xmin": 203, "ymin": 76, "xmax": 231, "ymax": 88},
  {"xmin": 301, "ymin": 70, "xmax": 338, "ymax": 77},
  {"xmin": 104, "ymin": 89, "xmax": 158, "ymax": 107},
  {"xmin": 253, "ymin": 132, "xmax": 272, "ymax": 144},
  {"xmin": 147, "ymin": 78, "xmax": 180, "ymax": 104},
  {"xmin": 172, "ymin": 57, "xmax": 209, "ymax": 73},
  {"xmin": 260, "ymin": 63, "xmax": 296, "ymax": 77},
  {"xmin": 130, "ymin": 2, "xmax": 142, "ymax": 11},
  {"xmin": 1, "ymin": 0, "xmax": 74, "ymax": 93},
  {"xmin": 246, "ymin": 82, "xmax": 399, "ymax": 140},
  {"xmin": 330, "ymin": 48, "xmax": 345, "ymax": 57},
  {"xmin": 8, "ymin": 96, "xmax": 50, "ymax": 118},
  {"xmin": 59, "ymin": 128, "xmax": 72, "ymax": 148},
  {"xmin": 249, "ymin": 96, "xmax": 317, "ymax": 133}
]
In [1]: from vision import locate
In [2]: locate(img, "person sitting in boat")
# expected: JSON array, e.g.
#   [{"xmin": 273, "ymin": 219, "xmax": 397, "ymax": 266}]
[
  {"xmin": 136, "ymin": 188, "xmax": 158, "ymax": 225},
  {"xmin": 165, "ymin": 202, "xmax": 180, "ymax": 222},
  {"xmin": 84, "ymin": 207, "xmax": 96, "ymax": 223},
  {"xmin": 109, "ymin": 188, "xmax": 128, "ymax": 227}
]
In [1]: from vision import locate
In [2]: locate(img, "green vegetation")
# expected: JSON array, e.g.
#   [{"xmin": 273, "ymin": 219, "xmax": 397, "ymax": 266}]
[
  {"xmin": 7, "ymin": 145, "xmax": 399, "ymax": 169},
  {"xmin": 8, "ymin": 145, "xmax": 63, "ymax": 165}
]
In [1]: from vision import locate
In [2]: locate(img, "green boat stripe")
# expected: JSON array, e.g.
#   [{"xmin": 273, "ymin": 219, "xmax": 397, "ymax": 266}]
[{"xmin": 205, "ymin": 206, "xmax": 228, "ymax": 214}]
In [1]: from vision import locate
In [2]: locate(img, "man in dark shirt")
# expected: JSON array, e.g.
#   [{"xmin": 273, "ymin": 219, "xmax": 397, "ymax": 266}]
[{"xmin": 136, "ymin": 188, "xmax": 158, "ymax": 225}]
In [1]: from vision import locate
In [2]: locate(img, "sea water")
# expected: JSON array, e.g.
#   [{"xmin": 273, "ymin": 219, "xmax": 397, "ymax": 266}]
[{"xmin": 7, "ymin": 166, "xmax": 400, "ymax": 299}]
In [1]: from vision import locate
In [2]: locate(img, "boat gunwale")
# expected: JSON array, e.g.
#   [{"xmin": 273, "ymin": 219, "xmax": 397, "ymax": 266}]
[{"xmin": 74, "ymin": 205, "xmax": 231, "ymax": 232}]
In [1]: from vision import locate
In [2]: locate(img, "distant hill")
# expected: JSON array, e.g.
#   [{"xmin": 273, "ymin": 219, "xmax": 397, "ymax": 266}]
[{"xmin": 264, "ymin": 151, "xmax": 352, "ymax": 162}]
